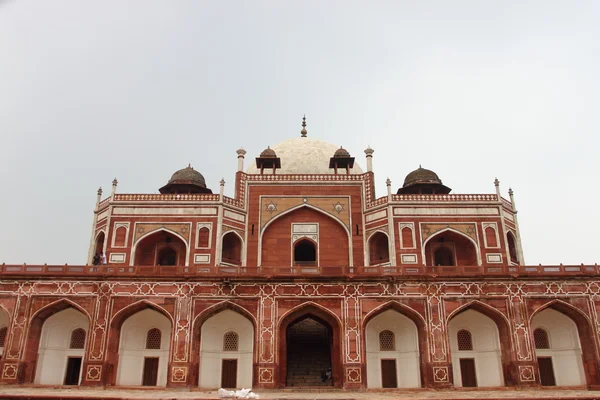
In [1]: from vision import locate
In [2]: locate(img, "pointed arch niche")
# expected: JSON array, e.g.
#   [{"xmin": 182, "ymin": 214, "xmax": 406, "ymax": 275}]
[
  {"xmin": 447, "ymin": 303, "xmax": 513, "ymax": 387},
  {"xmin": 530, "ymin": 302, "xmax": 598, "ymax": 386},
  {"xmin": 364, "ymin": 306, "xmax": 423, "ymax": 388},
  {"xmin": 115, "ymin": 308, "xmax": 172, "ymax": 386},
  {"xmin": 34, "ymin": 307, "xmax": 89, "ymax": 385},
  {"xmin": 260, "ymin": 206, "xmax": 349, "ymax": 268},
  {"xmin": 198, "ymin": 309, "xmax": 254, "ymax": 388},
  {"xmin": 424, "ymin": 229, "xmax": 480, "ymax": 267},
  {"xmin": 132, "ymin": 229, "xmax": 188, "ymax": 266}
]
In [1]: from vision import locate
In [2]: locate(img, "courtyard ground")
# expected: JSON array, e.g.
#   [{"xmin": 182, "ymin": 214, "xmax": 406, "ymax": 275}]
[{"xmin": 0, "ymin": 387, "xmax": 599, "ymax": 400}]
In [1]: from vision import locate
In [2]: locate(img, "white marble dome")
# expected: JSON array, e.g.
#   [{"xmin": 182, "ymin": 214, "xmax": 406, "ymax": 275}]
[{"xmin": 246, "ymin": 137, "xmax": 363, "ymax": 175}]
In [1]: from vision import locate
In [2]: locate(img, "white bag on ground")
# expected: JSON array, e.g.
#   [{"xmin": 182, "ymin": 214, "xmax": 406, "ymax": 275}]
[{"xmin": 218, "ymin": 387, "xmax": 259, "ymax": 399}]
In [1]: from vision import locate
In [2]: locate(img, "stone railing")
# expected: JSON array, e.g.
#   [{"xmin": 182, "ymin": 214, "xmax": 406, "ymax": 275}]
[
  {"xmin": 1, "ymin": 264, "xmax": 597, "ymax": 279},
  {"xmin": 245, "ymin": 174, "xmax": 365, "ymax": 182},
  {"xmin": 112, "ymin": 194, "xmax": 221, "ymax": 202},
  {"xmin": 392, "ymin": 194, "xmax": 499, "ymax": 202}
]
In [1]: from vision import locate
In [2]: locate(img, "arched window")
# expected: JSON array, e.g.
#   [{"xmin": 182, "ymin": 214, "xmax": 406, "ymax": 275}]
[
  {"xmin": 534, "ymin": 328, "xmax": 550, "ymax": 349},
  {"xmin": 69, "ymin": 328, "xmax": 86, "ymax": 349},
  {"xmin": 158, "ymin": 247, "xmax": 177, "ymax": 266},
  {"xmin": 0, "ymin": 327, "xmax": 7, "ymax": 347},
  {"xmin": 457, "ymin": 329, "xmax": 473, "ymax": 351},
  {"xmin": 294, "ymin": 240, "xmax": 316, "ymax": 265},
  {"xmin": 379, "ymin": 330, "xmax": 395, "ymax": 351},
  {"xmin": 507, "ymin": 232, "xmax": 518, "ymax": 264},
  {"xmin": 223, "ymin": 331, "xmax": 239, "ymax": 351},
  {"xmin": 222, "ymin": 232, "xmax": 242, "ymax": 265},
  {"xmin": 401, "ymin": 227, "xmax": 414, "ymax": 248},
  {"xmin": 146, "ymin": 328, "xmax": 162, "ymax": 349},
  {"xmin": 369, "ymin": 232, "xmax": 389, "ymax": 265},
  {"xmin": 484, "ymin": 226, "xmax": 497, "ymax": 248},
  {"xmin": 198, "ymin": 227, "xmax": 210, "ymax": 248},
  {"xmin": 434, "ymin": 247, "xmax": 455, "ymax": 266},
  {"xmin": 114, "ymin": 226, "xmax": 127, "ymax": 247},
  {"xmin": 95, "ymin": 232, "xmax": 105, "ymax": 255}
]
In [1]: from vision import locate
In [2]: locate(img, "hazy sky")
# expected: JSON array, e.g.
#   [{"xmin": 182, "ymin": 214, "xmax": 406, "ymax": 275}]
[{"xmin": 1, "ymin": 1, "xmax": 599, "ymax": 265}]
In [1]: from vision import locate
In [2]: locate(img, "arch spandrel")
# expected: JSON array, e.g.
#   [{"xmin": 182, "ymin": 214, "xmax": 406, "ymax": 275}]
[{"xmin": 260, "ymin": 198, "xmax": 351, "ymax": 234}]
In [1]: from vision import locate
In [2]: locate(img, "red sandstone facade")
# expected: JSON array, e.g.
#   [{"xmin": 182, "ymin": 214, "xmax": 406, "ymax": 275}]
[{"xmin": 0, "ymin": 128, "xmax": 598, "ymax": 390}]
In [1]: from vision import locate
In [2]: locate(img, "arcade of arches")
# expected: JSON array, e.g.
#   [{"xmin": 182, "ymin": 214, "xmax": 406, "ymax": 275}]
[{"xmin": 3, "ymin": 300, "xmax": 598, "ymax": 389}]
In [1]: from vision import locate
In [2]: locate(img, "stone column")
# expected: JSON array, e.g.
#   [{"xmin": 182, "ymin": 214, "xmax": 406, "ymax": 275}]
[
  {"xmin": 167, "ymin": 294, "xmax": 193, "ymax": 387},
  {"xmin": 0, "ymin": 294, "xmax": 30, "ymax": 384},
  {"xmin": 81, "ymin": 284, "xmax": 111, "ymax": 386},
  {"xmin": 508, "ymin": 296, "xmax": 538, "ymax": 386},
  {"xmin": 427, "ymin": 288, "xmax": 453, "ymax": 388}
]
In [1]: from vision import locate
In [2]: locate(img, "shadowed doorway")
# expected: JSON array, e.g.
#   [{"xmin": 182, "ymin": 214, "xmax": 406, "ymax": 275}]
[{"xmin": 286, "ymin": 317, "xmax": 332, "ymax": 386}]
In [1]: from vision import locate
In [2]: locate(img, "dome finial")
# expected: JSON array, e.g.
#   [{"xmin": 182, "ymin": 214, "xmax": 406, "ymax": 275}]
[{"xmin": 301, "ymin": 114, "xmax": 307, "ymax": 137}]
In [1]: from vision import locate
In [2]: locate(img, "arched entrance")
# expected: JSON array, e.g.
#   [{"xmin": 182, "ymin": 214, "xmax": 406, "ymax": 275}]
[
  {"xmin": 34, "ymin": 308, "xmax": 88, "ymax": 385},
  {"xmin": 286, "ymin": 317, "xmax": 331, "ymax": 386},
  {"xmin": 531, "ymin": 308, "xmax": 586, "ymax": 386},
  {"xmin": 364, "ymin": 309, "xmax": 421, "ymax": 388},
  {"xmin": 199, "ymin": 309, "xmax": 254, "ymax": 389},
  {"xmin": 133, "ymin": 230, "xmax": 186, "ymax": 266},
  {"xmin": 448, "ymin": 308, "xmax": 505, "ymax": 387},
  {"xmin": 278, "ymin": 304, "xmax": 342, "ymax": 388}
]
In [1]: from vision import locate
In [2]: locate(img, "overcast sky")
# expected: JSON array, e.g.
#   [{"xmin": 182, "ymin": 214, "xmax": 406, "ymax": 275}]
[{"xmin": 1, "ymin": 1, "xmax": 598, "ymax": 265}]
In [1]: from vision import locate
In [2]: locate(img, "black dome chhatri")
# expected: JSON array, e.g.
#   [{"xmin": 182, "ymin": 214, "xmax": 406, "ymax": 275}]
[
  {"xmin": 397, "ymin": 166, "xmax": 451, "ymax": 195},
  {"xmin": 333, "ymin": 147, "xmax": 351, "ymax": 158},
  {"xmin": 159, "ymin": 165, "xmax": 213, "ymax": 194},
  {"xmin": 260, "ymin": 146, "xmax": 278, "ymax": 158}
]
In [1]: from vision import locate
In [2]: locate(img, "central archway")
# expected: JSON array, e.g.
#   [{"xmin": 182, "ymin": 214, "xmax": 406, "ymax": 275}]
[{"xmin": 278, "ymin": 304, "xmax": 342, "ymax": 388}]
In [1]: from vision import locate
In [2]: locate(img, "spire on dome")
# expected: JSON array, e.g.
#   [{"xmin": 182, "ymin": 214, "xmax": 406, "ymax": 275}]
[{"xmin": 301, "ymin": 115, "xmax": 307, "ymax": 137}]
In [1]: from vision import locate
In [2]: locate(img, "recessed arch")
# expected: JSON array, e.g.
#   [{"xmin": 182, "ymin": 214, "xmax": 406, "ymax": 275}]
[
  {"xmin": 26, "ymin": 302, "xmax": 90, "ymax": 385},
  {"xmin": 422, "ymin": 227, "xmax": 482, "ymax": 266},
  {"xmin": 259, "ymin": 205, "xmax": 351, "ymax": 267},
  {"xmin": 190, "ymin": 301, "xmax": 257, "ymax": 387},
  {"xmin": 529, "ymin": 299, "xmax": 599, "ymax": 385},
  {"xmin": 367, "ymin": 231, "xmax": 390, "ymax": 266},
  {"xmin": 278, "ymin": 302, "xmax": 343, "ymax": 388},
  {"xmin": 130, "ymin": 227, "xmax": 189, "ymax": 266},
  {"xmin": 507, "ymin": 231, "xmax": 519, "ymax": 264},
  {"xmin": 447, "ymin": 301, "xmax": 515, "ymax": 387},
  {"xmin": 221, "ymin": 230, "xmax": 244, "ymax": 266},
  {"xmin": 363, "ymin": 301, "xmax": 427, "ymax": 388},
  {"xmin": 94, "ymin": 230, "xmax": 106, "ymax": 255},
  {"xmin": 105, "ymin": 300, "xmax": 174, "ymax": 386}
]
